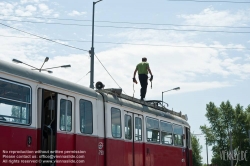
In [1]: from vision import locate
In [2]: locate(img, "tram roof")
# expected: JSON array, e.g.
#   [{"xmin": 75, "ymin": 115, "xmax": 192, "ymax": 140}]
[
  {"xmin": 0, "ymin": 60, "xmax": 189, "ymax": 126},
  {"xmin": 0, "ymin": 60, "xmax": 97, "ymax": 98},
  {"xmin": 98, "ymin": 89, "xmax": 189, "ymax": 126}
]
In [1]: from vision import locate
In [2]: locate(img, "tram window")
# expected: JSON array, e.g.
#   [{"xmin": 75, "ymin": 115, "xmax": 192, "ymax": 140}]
[
  {"xmin": 146, "ymin": 117, "xmax": 160, "ymax": 143},
  {"xmin": 0, "ymin": 79, "xmax": 31, "ymax": 125},
  {"xmin": 135, "ymin": 117, "xmax": 142, "ymax": 141},
  {"xmin": 60, "ymin": 99, "xmax": 72, "ymax": 131},
  {"xmin": 79, "ymin": 99, "xmax": 93, "ymax": 134},
  {"xmin": 124, "ymin": 114, "xmax": 132, "ymax": 140},
  {"xmin": 173, "ymin": 125, "xmax": 183, "ymax": 146},
  {"xmin": 160, "ymin": 121, "xmax": 173, "ymax": 145},
  {"xmin": 111, "ymin": 108, "xmax": 121, "ymax": 138}
]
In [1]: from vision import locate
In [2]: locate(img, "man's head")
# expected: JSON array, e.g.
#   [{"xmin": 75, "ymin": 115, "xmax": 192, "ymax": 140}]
[{"xmin": 142, "ymin": 57, "xmax": 147, "ymax": 62}]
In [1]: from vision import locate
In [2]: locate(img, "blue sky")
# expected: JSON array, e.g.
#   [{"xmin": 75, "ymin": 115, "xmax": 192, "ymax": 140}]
[{"xmin": 0, "ymin": 0, "xmax": 250, "ymax": 164}]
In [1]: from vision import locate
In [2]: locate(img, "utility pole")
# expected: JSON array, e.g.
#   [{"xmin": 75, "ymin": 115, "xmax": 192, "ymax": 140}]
[
  {"xmin": 192, "ymin": 133, "xmax": 209, "ymax": 166},
  {"xmin": 230, "ymin": 131, "xmax": 233, "ymax": 166},
  {"xmin": 206, "ymin": 137, "xmax": 208, "ymax": 166},
  {"xmin": 90, "ymin": 0, "xmax": 102, "ymax": 89},
  {"xmin": 248, "ymin": 130, "xmax": 250, "ymax": 146}
]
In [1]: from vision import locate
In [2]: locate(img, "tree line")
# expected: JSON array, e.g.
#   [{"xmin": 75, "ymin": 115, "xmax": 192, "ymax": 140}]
[{"xmin": 192, "ymin": 101, "xmax": 250, "ymax": 166}]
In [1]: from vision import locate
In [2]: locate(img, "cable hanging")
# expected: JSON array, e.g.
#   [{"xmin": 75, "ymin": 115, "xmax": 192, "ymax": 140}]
[
  {"xmin": 0, "ymin": 34, "xmax": 248, "ymax": 51},
  {"xmin": 1, "ymin": 14, "xmax": 249, "ymax": 29},
  {"xmin": 1, "ymin": 19, "xmax": 250, "ymax": 34},
  {"xmin": 166, "ymin": 0, "xmax": 250, "ymax": 3},
  {"xmin": 0, "ymin": 22, "xmax": 89, "ymax": 52},
  {"xmin": 94, "ymin": 53, "xmax": 126, "ymax": 94}
]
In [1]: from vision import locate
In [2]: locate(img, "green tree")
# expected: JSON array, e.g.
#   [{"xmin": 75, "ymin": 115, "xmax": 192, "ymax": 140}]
[
  {"xmin": 191, "ymin": 135, "xmax": 203, "ymax": 166},
  {"xmin": 200, "ymin": 101, "xmax": 250, "ymax": 166}
]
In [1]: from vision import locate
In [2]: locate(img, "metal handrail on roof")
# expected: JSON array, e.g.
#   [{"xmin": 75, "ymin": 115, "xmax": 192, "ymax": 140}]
[{"xmin": 98, "ymin": 88, "xmax": 187, "ymax": 121}]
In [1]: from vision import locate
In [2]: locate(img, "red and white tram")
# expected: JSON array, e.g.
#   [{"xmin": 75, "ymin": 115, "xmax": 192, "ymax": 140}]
[{"xmin": 0, "ymin": 60, "xmax": 192, "ymax": 166}]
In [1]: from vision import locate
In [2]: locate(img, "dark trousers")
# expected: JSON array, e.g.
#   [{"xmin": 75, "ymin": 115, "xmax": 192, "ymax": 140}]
[{"xmin": 139, "ymin": 74, "xmax": 148, "ymax": 99}]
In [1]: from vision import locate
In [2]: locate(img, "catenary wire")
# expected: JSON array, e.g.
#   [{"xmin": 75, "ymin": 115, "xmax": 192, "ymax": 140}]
[
  {"xmin": 94, "ymin": 53, "xmax": 126, "ymax": 94},
  {"xmin": 0, "ymin": 14, "xmax": 91, "ymax": 22},
  {"xmin": 76, "ymin": 71, "xmax": 90, "ymax": 83},
  {"xmin": 0, "ymin": 34, "xmax": 248, "ymax": 51},
  {"xmin": 1, "ymin": 19, "xmax": 250, "ymax": 34},
  {"xmin": 1, "ymin": 14, "xmax": 249, "ymax": 29},
  {"xmin": 0, "ymin": 22, "xmax": 124, "ymax": 92},
  {"xmin": 166, "ymin": 0, "xmax": 250, "ymax": 3},
  {"xmin": 0, "ymin": 22, "xmax": 89, "ymax": 52}
]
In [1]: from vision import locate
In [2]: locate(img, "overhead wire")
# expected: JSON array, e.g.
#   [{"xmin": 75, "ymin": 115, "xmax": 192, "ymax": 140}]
[
  {"xmin": 1, "ymin": 6, "xmax": 247, "ymax": 93},
  {"xmin": 0, "ymin": 34, "xmax": 248, "ymax": 51},
  {"xmin": 1, "ymin": 14, "xmax": 249, "ymax": 29},
  {"xmin": 166, "ymin": 0, "xmax": 250, "ymax": 3},
  {"xmin": 0, "ymin": 22, "xmax": 89, "ymax": 52},
  {"xmin": 94, "ymin": 53, "xmax": 126, "ymax": 94},
  {"xmin": 0, "ymin": 14, "xmax": 91, "ymax": 22},
  {"xmin": 0, "ymin": 18, "xmax": 249, "ymax": 34},
  {"xmin": 76, "ymin": 71, "xmax": 90, "ymax": 83},
  {"xmin": 0, "ymin": 23, "xmax": 123, "ymax": 91},
  {"xmin": 95, "ymin": 25, "xmax": 250, "ymax": 33},
  {"xmin": 0, "ymin": 14, "xmax": 248, "ymax": 92},
  {"xmin": 87, "ymin": 20, "xmax": 250, "ymax": 29}
]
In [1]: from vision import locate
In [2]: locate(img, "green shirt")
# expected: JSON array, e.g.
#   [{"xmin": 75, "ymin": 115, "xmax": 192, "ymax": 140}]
[{"xmin": 136, "ymin": 62, "xmax": 149, "ymax": 74}]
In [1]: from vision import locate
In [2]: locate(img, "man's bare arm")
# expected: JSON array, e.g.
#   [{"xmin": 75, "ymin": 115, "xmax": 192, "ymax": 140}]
[
  {"xmin": 133, "ymin": 68, "xmax": 138, "ymax": 78},
  {"xmin": 148, "ymin": 68, "xmax": 153, "ymax": 76}
]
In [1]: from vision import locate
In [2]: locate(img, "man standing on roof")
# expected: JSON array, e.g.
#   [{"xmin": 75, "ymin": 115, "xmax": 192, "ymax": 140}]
[{"xmin": 133, "ymin": 57, "xmax": 153, "ymax": 100}]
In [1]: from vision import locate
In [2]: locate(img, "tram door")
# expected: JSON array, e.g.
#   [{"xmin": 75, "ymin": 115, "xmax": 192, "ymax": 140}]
[
  {"xmin": 39, "ymin": 90, "xmax": 75, "ymax": 165},
  {"xmin": 124, "ymin": 112, "xmax": 133, "ymax": 166},
  {"xmin": 133, "ymin": 114, "xmax": 144, "ymax": 166},
  {"xmin": 124, "ymin": 112, "xmax": 144, "ymax": 166},
  {"xmin": 39, "ymin": 89, "xmax": 58, "ymax": 165}
]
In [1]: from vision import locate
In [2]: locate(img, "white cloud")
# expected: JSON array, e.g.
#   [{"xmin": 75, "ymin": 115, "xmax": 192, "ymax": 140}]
[
  {"xmin": 26, "ymin": 5, "xmax": 36, "ymax": 12},
  {"xmin": 13, "ymin": 4, "xmax": 37, "ymax": 16},
  {"xmin": 0, "ymin": 2, "xmax": 15, "ymax": 16},
  {"xmin": 0, "ymin": 28, "xmax": 47, "ymax": 63},
  {"xmin": 93, "ymin": 29, "xmax": 250, "ymax": 95},
  {"xmin": 31, "ymin": 3, "xmax": 51, "ymax": 16},
  {"xmin": 0, "ymin": 1, "xmax": 55, "ymax": 18},
  {"xmin": 68, "ymin": 10, "xmax": 86, "ymax": 16},
  {"xmin": 38, "ymin": 3, "xmax": 48, "ymax": 11},
  {"xmin": 15, "ymin": 9, "xmax": 32, "ymax": 16},
  {"xmin": 21, "ymin": 0, "xmax": 40, "ymax": 4},
  {"xmin": 0, "ymin": 4, "xmax": 249, "ymax": 98},
  {"xmin": 1, "ymin": 27, "xmax": 248, "ymax": 99},
  {"xmin": 53, "ymin": 13, "xmax": 59, "ymax": 18},
  {"xmin": 54, "ymin": 40, "xmax": 69, "ymax": 45},
  {"xmin": 178, "ymin": 7, "xmax": 250, "ymax": 27}
]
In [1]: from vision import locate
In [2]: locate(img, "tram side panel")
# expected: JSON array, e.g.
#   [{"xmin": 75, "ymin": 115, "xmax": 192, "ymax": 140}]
[
  {"xmin": 96, "ymin": 95, "xmax": 105, "ymax": 166},
  {"xmin": 133, "ymin": 114, "xmax": 144, "ymax": 166},
  {"xmin": 0, "ymin": 76, "xmax": 38, "ymax": 166},
  {"xmin": 144, "ymin": 116, "xmax": 187, "ymax": 166},
  {"xmin": 37, "ymin": 85, "xmax": 100, "ymax": 166},
  {"xmin": 75, "ymin": 95, "xmax": 100, "ymax": 166},
  {"xmin": 105, "ymin": 103, "xmax": 125, "ymax": 166},
  {"xmin": 123, "ymin": 111, "xmax": 133, "ymax": 166}
]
